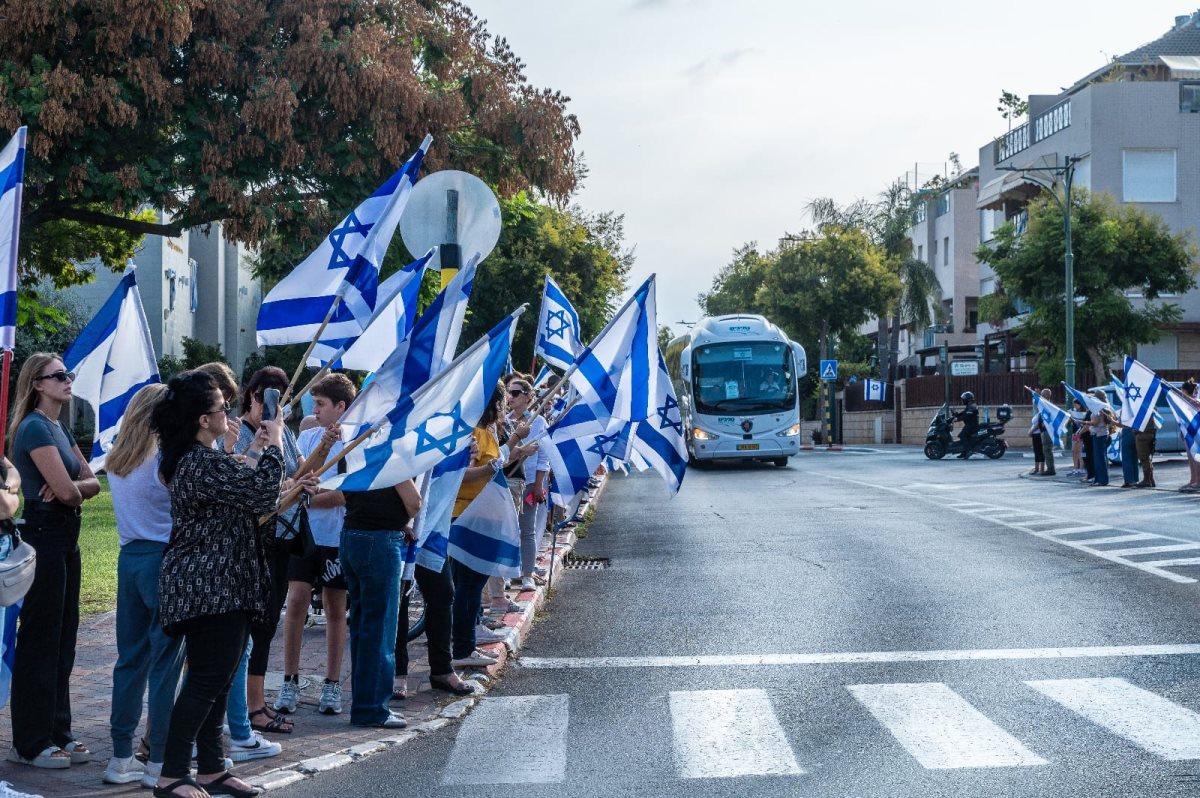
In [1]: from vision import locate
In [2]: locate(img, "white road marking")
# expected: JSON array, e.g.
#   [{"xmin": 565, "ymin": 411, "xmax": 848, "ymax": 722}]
[
  {"xmin": 1027, "ymin": 678, "xmax": 1200, "ymax": 760},
  {"xmin": 1108, "ymin": 543, "xmax": 1200, "ymax": 557},
  {"xmin": 1142, "ymin": 556, "xmax": 1200, "ymax": 568},
  {"xmin": 801, "ymin": 470, "xmax": 1200, "ymax": 584},
  {"xmin": 519, "ymin": 643, "xmax": 1200, "ymax": 670},
  {"xmin": 669, "ymin": 689, "xmax": 803, "ymax": 779},
  {"xmin": 441, "ymin": 695, "xmax": 569, "ymax": 784},
  {"xmin": 1074, "ymin": 533, "xmax": 1159, "ymax": 546},
  {"xmin": 848, "ymin": 682, "xmax": 1046, "ymax": 769}
]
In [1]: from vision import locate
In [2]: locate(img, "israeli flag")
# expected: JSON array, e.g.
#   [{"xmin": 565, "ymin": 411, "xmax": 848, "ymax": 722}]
[
  {"xmin": 63, "ymin": 268, "xmax": 160, "ymax": 468},
  {"xmin": 318, "ymin": 249, "xmax": 436, "ymax": 370},
  {"xmin": 257, "ymin": 135, "xmax": 431, "ymax": 348},
  {"xmin": 1165, "ymin": 388, "xmax": 1200, "ymax": 459},
  {"xmin": 567, "ymin": 275, "xmax": 657, "ymax": 424},
  {"xmin": 535, "ymin": 275, "xmax": 583, "ymax": 370},
  {"xmin": 864, "ymin": 379, "xmax": 887, "ymax": 402},
  {"xmin": 1116, "ymin": 357, "xmax": 1165, "ymax": 432},
  {"xmin": 0, "ymin": 128, "xmax": 25, "ymax": 351},
  {"xmin": 1062, "ymin": 382, "xmax": 1104, "ymax": 414},
  {"xmin": 1029, "ymin": 389, "xmax": 1069, "ymax": 449},
  {"xmin": 0, "ymin": 600, "xmax": 16, "ymax": 708},
  {"xmin": 532, "ymin": 365, "xmax": 554, "ymax": 391},
  {"xmin": 339, "ymin": 256, "xmax": 477, "ymax": 431},
  {"xmin": 447, "ymin": 469, "xmax": 522, "ymax": 578},
  {"xmin": 547, "ymin": 415, "xmax": 629, "ymax": 507},
  {"xmin": 321, "ymin": 309, "xmax": 519, "ymax": 493},
  {"xmin": 412, "ymin": 447, "xmax": 472, "ymax": 573},
  {"xmin": 632, "ymin": 352, "xmax": 687, "ymax": 495}
]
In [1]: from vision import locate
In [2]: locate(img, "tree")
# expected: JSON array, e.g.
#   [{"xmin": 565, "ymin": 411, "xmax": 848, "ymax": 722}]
[
  {"xmin": 1, "ymin": 0, "xmax": 581, "ymax": 287},
  {"xmin": 997, "ymin": 90, "xmax": 1028, "ymax": 130},
  {"xmin": 657, "ymin": 324, "xmax": 674, "ymax": 352},
  {"xmin": 697, "ymin": 243, "xmax": 772, "ymax": 317},
  {"xmin": 977, "ymin": 190, "xmax": 1198, "ymax": 385},
  {"xmin": 456, "ymin": 193, "xmax": 631, "ymax": 370}
]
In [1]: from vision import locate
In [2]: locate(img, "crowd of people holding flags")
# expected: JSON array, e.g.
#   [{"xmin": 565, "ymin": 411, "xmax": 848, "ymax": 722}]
[
  {"xmin": 0, "ymin": 131, "xmax": 688, "ymax": 798},
  {"xmin": 1028, "ymin": 356, "xmax": 1200, "ymax": 490}
]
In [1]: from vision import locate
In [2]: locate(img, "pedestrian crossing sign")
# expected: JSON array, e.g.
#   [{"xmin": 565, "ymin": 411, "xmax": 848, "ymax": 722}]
[{"xmin": 820, "ymin": 359, "xmax": 838, "ymax": 381}]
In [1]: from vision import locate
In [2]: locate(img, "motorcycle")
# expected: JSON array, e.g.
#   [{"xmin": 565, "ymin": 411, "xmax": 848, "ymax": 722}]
[{"xmin": 924, "ymin": 403, "xmax": 1011, "ymax": 460}]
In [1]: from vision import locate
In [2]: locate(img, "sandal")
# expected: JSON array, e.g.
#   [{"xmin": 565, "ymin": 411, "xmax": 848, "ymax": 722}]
[
  {"xmin": 392, "ymin": 678, "xmax": 407, "ymax": 701},
  {"xmin": 429, "ymin": 675, "xmax": 478, "ymax": 696},
  {"xmin": 152, "ymin": 775, "xmax": 207, "ymax": 798},
  {"xmin": 6, "ymin": 745, "xmax": 70, "ymax": 769},
  {"xmin": 201, "ymin": 771, "xmax": 260, "ymax": 798},
  {"xmin": 135, "ymin": 736, "xmax": 150, "ymax": 763},
  {"xmin": 249, "ymin": 707, "xmax": 293, "ymax": 734},
  {"xmin": 61, "ymin": 740, "xmax": 92, "ymax": 764}
]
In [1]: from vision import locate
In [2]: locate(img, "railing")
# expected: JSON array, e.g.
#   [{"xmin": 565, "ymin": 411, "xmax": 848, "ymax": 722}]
[
  {"xmin": 903, "ymin": 371, "xmax": 1062, "ymax": 408},
  {"xmin": 992, "ymin": 99, "xmax": 1072, "ymax": 164}
]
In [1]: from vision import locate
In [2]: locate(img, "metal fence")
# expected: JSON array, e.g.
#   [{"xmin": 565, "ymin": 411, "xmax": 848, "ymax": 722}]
[
  {"xmin": 843, "ymin": 380, "xmax": 895, "ymax": 411},
  {"xmin": 903, "ymin": 371, "xmax": 1060, "ymax": 408}
]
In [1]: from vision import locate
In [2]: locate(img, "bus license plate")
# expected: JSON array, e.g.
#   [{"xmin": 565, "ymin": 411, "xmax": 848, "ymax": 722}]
[{"xmin": 737, "ymin": 443, "xmax": 759, "ymax": 451}]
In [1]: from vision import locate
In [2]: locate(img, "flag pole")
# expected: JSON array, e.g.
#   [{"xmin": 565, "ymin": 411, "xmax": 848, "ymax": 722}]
[
  {"xmin": 264, "ymin": 419, "xmax": 382, "ymax": 523},
  {"xmin": 0, "ymin": 349, "xmax": 12, "ymax": 452},
  {"xmin": 281, "ymin": 295, "xmax": 342, "ymax": 408}
]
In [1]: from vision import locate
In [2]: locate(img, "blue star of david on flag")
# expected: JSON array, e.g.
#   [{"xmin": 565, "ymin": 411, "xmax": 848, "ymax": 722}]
[
  {"xmin": 326, "ymin": 211, "xmax": 374, "ymax": 270},
  {"xmin": 1126, "ymin": 382, "xmax": 1143, "ymax": 402},
  {"xmin": 545, "ymin": 308, "xmax": 571, "ymax": 341},
  {"xmin": 414, "ymin": 407, "xmax": 474, "ymax": 456},
  {"xmin": 656, "ymin": 393, "xmax": 682, "ymax": 434},
  {"xmin": 586, "ymin": 432, "xmax": 622, "ymax": 457}
]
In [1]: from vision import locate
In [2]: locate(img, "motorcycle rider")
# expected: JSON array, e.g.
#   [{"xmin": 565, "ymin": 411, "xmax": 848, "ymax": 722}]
[{"xmin": 952, "ymin": 391, "xmax": 980, "ymax": 458}]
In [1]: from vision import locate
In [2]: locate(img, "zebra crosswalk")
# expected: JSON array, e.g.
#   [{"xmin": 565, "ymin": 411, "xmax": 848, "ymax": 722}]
[{"xmin": 440, "ymin": 677, "xmax": 1200, "ymax": 785}]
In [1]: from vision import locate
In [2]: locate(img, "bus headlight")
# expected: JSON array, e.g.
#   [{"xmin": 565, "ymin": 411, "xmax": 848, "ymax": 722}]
[
  {"xmin": 692, "ymin": 428, "xmax": 719, "ymax": 441},
  {"xmin": 777, "ymin": 423, "xmax": 801, "ymax": 437}
]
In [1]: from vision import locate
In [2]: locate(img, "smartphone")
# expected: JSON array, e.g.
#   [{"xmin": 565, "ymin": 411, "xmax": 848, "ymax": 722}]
[{"xmin": 262, "ymin": 388, "xmax": 281, "ymax": 423}]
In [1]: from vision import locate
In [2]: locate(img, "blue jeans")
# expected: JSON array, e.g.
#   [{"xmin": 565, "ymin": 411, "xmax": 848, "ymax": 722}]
[
  {"xmin": 450, "ymin": 558, "xmax": 490, "ymax": 659},
  {"xmin": 224, "ymin": 641, "xmax": 252, "ymax": 741},
  {"xmin": 110, "ymin": 541, "xmax": 185, "ymax": 762},
  {"xmin": 1092, "ymin": 434, "xmax": 1110, "ymax": 485},
  {"xmin": 1120, "ymin": 427, "xmax": 1139, "ymax": 484},
  {"xmin": 341, "ymin": 528, "xmax": 403, "ymax": 726}
]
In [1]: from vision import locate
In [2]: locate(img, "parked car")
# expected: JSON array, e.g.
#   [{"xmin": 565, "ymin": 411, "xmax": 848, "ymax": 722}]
[{"xmin": 1088, "ymin": 383, "xmax": 1183, "ymax": 454}]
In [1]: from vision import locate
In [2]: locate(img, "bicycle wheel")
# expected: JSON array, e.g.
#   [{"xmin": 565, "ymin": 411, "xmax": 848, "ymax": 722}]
[{"xmin": 405, "ymin": 580, "xmax": 427, "ymax": 641}]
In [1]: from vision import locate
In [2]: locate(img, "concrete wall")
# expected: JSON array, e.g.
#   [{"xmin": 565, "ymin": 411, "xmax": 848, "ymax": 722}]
[
  {"xmin": 841, "ymin": 410, "xmax": 896, "ymax": 444},
  {"xmin": 896, "ymin": 403, "xmax": 1034, "ymax": 448}
]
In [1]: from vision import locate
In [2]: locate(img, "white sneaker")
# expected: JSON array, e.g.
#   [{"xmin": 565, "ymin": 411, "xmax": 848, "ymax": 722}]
[
  {"xmin": 451, "ymin": 649, "xmax": 499, "ymax": 668},
  {"xmin": 0, "ymin": 781, "xmax": 42, "ymax": 798},
  {"xmin": 318, "ymin": 681, "xmax": 343, "ymax": 715},
  {"xmin": 520, "ymin": 577, "xmax": 536, "ymax": 590},
  {"xmin": 140, "ymin": 762, "xmax": 163, "ymax": 789},
  {"xmin": 102, "ymin": 755, "xmax": 144, "ymax": 784},
  {"xmin": 189, "ymin": 744, "xmax": 232, "ymax": 771},
  {"xmin": 229, "ymin": 731, "xmax": 281, "ymax": 762},
  {"xmin": 274, "ymin": 677, "xmax": 300, "ymax": 714},
  {"xmin": 475, "ymin": 624, "xmax": 509, "ymax": 644}
]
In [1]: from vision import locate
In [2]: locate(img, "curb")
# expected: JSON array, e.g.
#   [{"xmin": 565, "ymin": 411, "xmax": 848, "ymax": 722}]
[
  {"xmin": 1015, "ymin": 469, "xmax": 1184, "ymax": 492},
  {"xmin": 247, "ymin": 479, "xmax": 607, "ymax": 791}
]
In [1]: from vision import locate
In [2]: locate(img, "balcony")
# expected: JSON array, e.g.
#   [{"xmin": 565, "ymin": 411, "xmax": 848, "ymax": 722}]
[{"xmin": 992, "ymin": 99, "xmax": 1072, "ymax": 164}]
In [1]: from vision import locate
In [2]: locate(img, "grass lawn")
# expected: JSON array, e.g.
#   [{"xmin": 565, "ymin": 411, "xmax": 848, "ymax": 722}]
[{"xmin": 77, "ymin": 476, "xmax": 120, "ymax": 616}]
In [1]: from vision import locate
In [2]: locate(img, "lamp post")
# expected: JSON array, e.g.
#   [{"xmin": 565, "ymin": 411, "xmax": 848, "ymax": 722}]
[{"xmin": 995, "ymin": 153, "xmax": 1083, "ymax": 387}]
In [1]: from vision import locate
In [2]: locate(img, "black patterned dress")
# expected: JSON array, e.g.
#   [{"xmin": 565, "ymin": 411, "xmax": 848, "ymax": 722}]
[{"xmin": 158, "ymin": 443, "xmax": 284, "ymax": 634}]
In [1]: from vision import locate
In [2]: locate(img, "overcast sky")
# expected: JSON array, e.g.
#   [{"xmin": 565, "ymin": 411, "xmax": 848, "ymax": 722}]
[{"xmin": 469, "ymin": 1, "xmax": 1190, "ymax": 334}]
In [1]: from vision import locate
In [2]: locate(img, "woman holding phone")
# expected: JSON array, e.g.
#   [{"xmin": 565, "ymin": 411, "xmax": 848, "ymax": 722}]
[{"xmin": 7, "ymin": 353, "xmax": 100, "ymax": 770}]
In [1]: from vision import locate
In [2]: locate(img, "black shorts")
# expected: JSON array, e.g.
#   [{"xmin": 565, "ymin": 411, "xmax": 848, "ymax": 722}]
[{"xmin": 287, "ymin": 545, "xmax": 347, "ymax": 591}]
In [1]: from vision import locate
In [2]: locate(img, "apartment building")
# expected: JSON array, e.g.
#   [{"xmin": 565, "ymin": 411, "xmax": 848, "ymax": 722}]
[{"xmin": 977, "ymin": 10, "xmax": 1200, "ymax": 372}]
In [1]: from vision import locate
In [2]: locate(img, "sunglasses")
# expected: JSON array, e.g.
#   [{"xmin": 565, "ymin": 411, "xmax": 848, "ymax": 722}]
[
  {"xmin": 508, "ymin": 389, "xmax": 528, "ymax": 397},
  {"xmin": 208, "ymin": 401, "xmax": 232, "ymax": 416},
  {"xmin": 34, "ymin": 370, "xmax": 75, "ymax": 383}
]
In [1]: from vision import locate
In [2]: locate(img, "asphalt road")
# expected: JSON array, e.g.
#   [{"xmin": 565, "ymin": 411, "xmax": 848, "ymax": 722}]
[{"xmin": 288, "ymin": 448, "xmax": 1200, "ymax": 797}]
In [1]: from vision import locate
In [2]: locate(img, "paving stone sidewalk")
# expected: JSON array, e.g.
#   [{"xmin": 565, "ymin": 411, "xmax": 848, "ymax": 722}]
[{"xmin": 0, "ymin": 489, "xmax": 597, "ymax": 798}]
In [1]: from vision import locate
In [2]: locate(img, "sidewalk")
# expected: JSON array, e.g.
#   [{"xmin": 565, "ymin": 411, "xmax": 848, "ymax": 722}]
[
  {"xmin": 1017, "ymin": 455, "xmax": 1194, "ymax": 491},
  {"xmin": 0, "ymin": 487, "xmax": 601, "ymax": 798}
]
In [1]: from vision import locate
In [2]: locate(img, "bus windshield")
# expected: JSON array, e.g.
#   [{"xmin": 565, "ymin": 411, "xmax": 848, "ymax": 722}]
[{"xmin": 692, "ymin": 341, "xmax": 796, "ymax": 414}]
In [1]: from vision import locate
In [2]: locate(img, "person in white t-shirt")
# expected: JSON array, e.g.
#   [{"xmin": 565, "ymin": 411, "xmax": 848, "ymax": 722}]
[{"xmin": 273, "ymin": 374, "xmax": 355, "ymax": 717}]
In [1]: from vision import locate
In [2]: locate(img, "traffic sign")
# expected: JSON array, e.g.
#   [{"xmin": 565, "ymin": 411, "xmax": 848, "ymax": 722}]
[
  {"xmin": 950, "ymin": 360, "xmax": 980, "ymax": 376},
  {"xmin": 819, "ymin": 359, "xmax": 838, "ymax": 381}
]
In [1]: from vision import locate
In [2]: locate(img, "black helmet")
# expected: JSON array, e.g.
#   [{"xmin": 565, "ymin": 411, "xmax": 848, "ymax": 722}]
[{"xmin": 961, "ymin": 391, "xmax": 975, "ymax": 403}]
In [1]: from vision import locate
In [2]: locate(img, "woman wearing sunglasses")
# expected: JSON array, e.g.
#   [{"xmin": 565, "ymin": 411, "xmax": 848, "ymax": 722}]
[{"xmin": 6, "ymin": 353, "xmax": 100, "ymax": 770}]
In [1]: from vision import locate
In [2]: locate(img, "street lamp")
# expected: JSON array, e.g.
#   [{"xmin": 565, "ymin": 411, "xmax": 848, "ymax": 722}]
[{"xmin": 996, "ymin": 153, "xmax": 1086, "ymax": 387}]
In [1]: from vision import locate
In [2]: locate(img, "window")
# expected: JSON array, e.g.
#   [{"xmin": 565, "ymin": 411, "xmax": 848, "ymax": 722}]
[
  {"xmin": 1137, "ymin": 335, "xmax": 1178, "ymax": 370},
  {"xmin": 943, "ymin": 237, "xmax": 949, "ymax": 265},
  {"xmin": 917, "ymin": 245, "xmax": 923, "ymax": 262},
  {"xmin": 980, "ymin": 277, "xmax": 996, "ymax": 296},
  {"xmin": 931, "ymin": 239, "xmax": 938, "ymax": 261},
  {"xmin": 980, "ymin": 209, "xmax": 1000, "ymax": 243},
  {"xmin": 1123, "ymin": 149, "xmax": 1177, "ymax": 202},
  {"xmin": 1181, "ymin": 82, "xmax": 1200, "ymax": 112}
]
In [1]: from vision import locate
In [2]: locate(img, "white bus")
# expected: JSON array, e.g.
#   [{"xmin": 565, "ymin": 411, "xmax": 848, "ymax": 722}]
[{"xmin": 665, "ymin": 314, "xmax": 806, "ymax": 467}]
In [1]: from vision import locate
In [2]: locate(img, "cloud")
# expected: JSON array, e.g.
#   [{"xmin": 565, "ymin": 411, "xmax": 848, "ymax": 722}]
[
  {"xmin": 682, "ymin": 48, "xmax": 760, "ymax": 82},
  {"xmin": 628, "ymin": 0, "xmax": 671, "ymax": 8}
]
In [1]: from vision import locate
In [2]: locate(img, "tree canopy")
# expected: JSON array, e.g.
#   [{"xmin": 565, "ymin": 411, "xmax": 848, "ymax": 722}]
[
  {"xmin": 977, "ymin": 190, "xmax": 1198, "ymax": 385},
  {"xmin": 0, "ymin": 0, "xmax": 582, "ymax": 284}
]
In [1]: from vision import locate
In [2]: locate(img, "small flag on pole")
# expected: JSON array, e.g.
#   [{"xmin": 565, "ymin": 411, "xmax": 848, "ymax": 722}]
[
  {"xmin": 864, "ymin": 379, "xmax": 887, "ymax": 402},
  {"xmin": 63, "ymin": 267, "xmax": 161, "ymax": 468},
  {"xmin": 0, "ymin": 127, "xmax": 25, "ymax": 352},
  {"xmin": 535, "ymin": 275, "xmax": 583, "ymax": 371}
]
